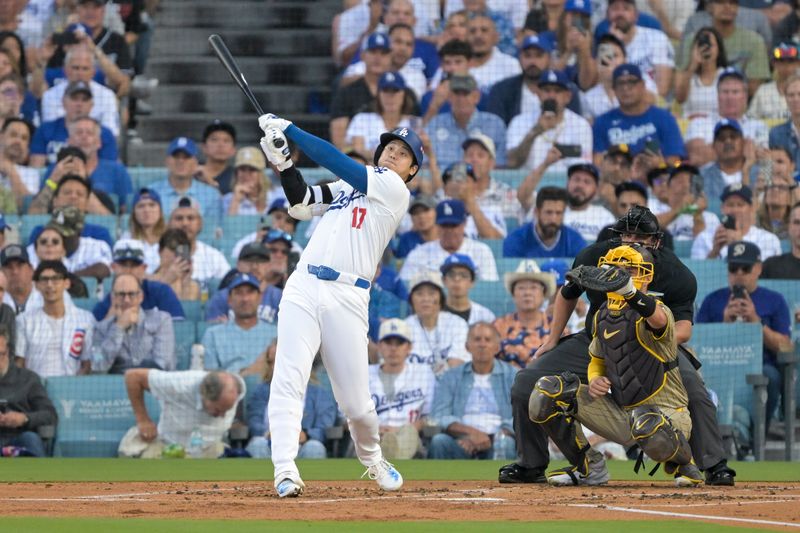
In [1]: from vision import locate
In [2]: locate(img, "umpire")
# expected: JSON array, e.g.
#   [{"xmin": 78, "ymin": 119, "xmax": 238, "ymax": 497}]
[{"xmin": 498, "ymin": 206, "xmax": 736, "ymax": 486}]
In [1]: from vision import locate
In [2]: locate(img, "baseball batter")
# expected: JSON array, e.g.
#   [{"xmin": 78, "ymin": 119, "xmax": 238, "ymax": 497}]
[{"xmin": 257, "ymin": 113, "xmax": 424, "ymax": 497}]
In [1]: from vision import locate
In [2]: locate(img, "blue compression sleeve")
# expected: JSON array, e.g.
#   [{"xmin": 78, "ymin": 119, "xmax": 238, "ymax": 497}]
[{"xmin": 284, "ymin": 124, "xmax": 368, "ymax": 193}]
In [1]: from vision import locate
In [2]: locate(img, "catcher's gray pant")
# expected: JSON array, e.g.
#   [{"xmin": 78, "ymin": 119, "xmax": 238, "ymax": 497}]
[{"xmin": 510, "ymin": 331, "xmax": 726, "ymax": 471}]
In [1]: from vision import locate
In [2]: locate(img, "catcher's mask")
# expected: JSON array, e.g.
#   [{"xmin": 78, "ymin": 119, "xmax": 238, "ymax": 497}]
[
  {"xmin": 598, "ymin": 244, "xmax": 654, "ymax": 311},
  {"xmin": 611, "ymin": 205, "xmax": 663, "ymax": 248}
]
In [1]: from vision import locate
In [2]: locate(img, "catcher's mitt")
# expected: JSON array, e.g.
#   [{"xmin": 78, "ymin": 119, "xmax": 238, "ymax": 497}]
[{"xmin": 565, "ymin": 265, "xmax": 631, "ymax": 293}]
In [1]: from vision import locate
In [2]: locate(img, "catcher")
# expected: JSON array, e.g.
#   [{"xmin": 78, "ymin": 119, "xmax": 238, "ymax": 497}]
[{"xmin": 529, "ymin": 244, "xmax": 703, "ymax": 487}]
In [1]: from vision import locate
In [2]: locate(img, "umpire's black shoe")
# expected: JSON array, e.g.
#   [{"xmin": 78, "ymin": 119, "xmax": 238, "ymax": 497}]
[
  {"xmin": 705, "ymin": 461, "xmax": 736, "ymax": 486},
  {"xmin": 498, "ymin": 463, "xmax": 546, "ymax": 484}
]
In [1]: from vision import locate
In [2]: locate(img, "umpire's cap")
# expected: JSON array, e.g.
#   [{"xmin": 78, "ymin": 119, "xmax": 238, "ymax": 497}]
[
  {"xmin": 373, "ymin": 127, "xmax": 424, "ymax": 178},
  {"xmin": 611, "ymin": 205, "xmax": 663, "ymax": 240}
]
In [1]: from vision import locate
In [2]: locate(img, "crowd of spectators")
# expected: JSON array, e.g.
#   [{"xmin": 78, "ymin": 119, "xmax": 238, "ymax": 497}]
[{"xmin": 1, "ymin": 0, "xmax": 799, "ymax": 459}]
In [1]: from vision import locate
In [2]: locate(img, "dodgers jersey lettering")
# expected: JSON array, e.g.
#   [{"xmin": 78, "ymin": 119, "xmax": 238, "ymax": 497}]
[
  {"xmin": 301, "ymin": 166, "xmax": 410, "ymax": 280},
  {"xmin": 368, "ymin": 363, "xmax": 436, "ymax": 428}
]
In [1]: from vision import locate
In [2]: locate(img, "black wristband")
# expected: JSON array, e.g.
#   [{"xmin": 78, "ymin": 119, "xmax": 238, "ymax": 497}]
[{"xmin": 626, "ymin": 290, "xmax": 657, "ymax": 318}]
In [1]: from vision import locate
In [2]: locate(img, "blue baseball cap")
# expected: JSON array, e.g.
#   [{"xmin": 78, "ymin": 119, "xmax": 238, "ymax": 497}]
[
  {"xmin": 521, "ymin": 35, "xmax": 553, "ymax": 53},
  {"xmin": 66, "ymin": 22, "xmax": 91, "ymax": 36},
  {"xmin": 713, "ymin": 118, "xmax": 743, "ymax": 139},
  {"xmin": 613, "ymin": 63, "xmax": 643, "ymax": 82},
  {"xmin": 364, "ymin": 32, "xmax": 390, "ymax": 52},
  {"xmin": 0, "ymin": 213, "xmax": 7, "ymax": 231},
  {"xmin": 435, "ymin": 199, "xmax": 467, "ymax": 226},
  {"xmin": 379, "ymin": 72, "xmax": 406, "ymax": 91},
  {"xmin": 228, "ymin": 272, "xmax": 261, "ymax": 291},
  {"xmin": 720, "ymin": 183, "xmax": 753, "ymax": 204},
  {"xmin": 132, "ymin": 187, "xmax": 161, "ymax": 208},
  {"xmin": 568, "ymin": 162, "xmax": 600, "ymax": 182},
  {"xmin": 374, "ymin": 127, "xmax": 425, "ymax": 177},
  {"xmin": 538, "ymin": 259, "xmax": 570, "ymax": 286},
  {"xmin": 263, "ymin": 229, "xmax": 293, "ymax": 245},
  {"xmin": 167, "ymin": 136, "xmax": 198, "ymax": 158},
  {"xmin": 440, "ymin": 253, "xmax": 477, "ymax": 278},
  {"xmin": 537, "ymin": 69, "xmax": 569, "ymax": 90},
  {"xmin": 564, "ymin": 0, "xmax": 592, "ymax": 15},
  {"xmin": 717, "ymin": 66, "xmax": 746, "ymax": 86},
  {"xmin": 267, "ymin": 198, "xmax": 289, "ymax": 214}
]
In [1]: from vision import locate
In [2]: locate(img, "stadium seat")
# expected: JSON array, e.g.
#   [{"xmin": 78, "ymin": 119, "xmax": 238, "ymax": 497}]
[
  {"xmin": 471, "ymin": 280, "xmax": 512, "ymax": 316},
  {"xmin": 760, "ymin": 279, "xmax": 800, "ymax": 312},
  {"xmin": 129, "ymin": 167, "xmax": 165, "ymax": 189},
  {"xmin": 85, "ymin": 215, "xmax": 118, "ymax": 237},
  {"xmin": 80, "ymin": 277, "xmax": 99, "ymax": 298},
  {"xmin": 672, "ymin": 240, "xmax": 692, "ymax": 258},
  {"xmin": 73, "ymin": 297, "xmax": 98, "ymax": 312},
  {"xmin": 174, "ymin": 320, "xmax": 197, "ymax": 371},
  {"xmin": 46, "ymin": 375, "xmax": 161, "ymax": 457},
  {"xmin": 20, "ymin": 214, "xmax": 49, "ymax": 244},
  {"xmin": 686, "ymin": 259, "xmax": 727, "ymax": 305},
  {"xmin": 478, "ymin": 238, "xmax": 503, "ymax": 259},
  {"xmin": 180, "ymin": 300, "xmax": 203, "ymax": 321},
  {"xmin": 222, "ymin": 215, "xmax": 260, "ymax": 243}
]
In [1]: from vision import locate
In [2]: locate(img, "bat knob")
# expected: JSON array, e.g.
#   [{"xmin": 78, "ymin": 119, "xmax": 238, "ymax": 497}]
[{"xmin": 273, "ymin": 139, "xmax": 285, "ymax": 148}]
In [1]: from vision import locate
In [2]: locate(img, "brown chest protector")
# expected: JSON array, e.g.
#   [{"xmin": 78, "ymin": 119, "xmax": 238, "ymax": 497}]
[{"xmin": 595, "ymin": 304, "xmax": 677, "ymax": 408}]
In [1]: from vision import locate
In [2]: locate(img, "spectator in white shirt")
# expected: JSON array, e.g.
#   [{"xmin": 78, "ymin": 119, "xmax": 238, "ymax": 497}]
[
  {"xmin": 646, "ymin": 164, "xmax": 672, "ymax": 215},
  {"xmin": 748, "ymin": 41, "xmax": 800, "ymax": 121},
  {"xmin": 685, "ymin": 68, "xmax": 769, "ymax": 167},
  {"xmin": 597, "ymin": 144, "xmax": 633, "ymax": 210},
  {"xmin": 562, "ymin": 162, "xmax": 615, "ymax": 242},
  {"xmin": 440, "ymin": 253, "xmax": 495, "ymax": 325},
  {"xmin": 466, "ymin": 13, "xmax": 520, "ymax": 92},
  {"xmin": 167, "ymin": 196, "xmax": 230, "ymax": 284},
  {"xmin": 400, "ymin": 199, "xmax": 499, "ymax": 283},
  {"xmin": 674, "ymin": 26, "xmax": 727, "ymax": 119},
  {"xmin": 223, "ymin": 147, "xmax": 270, "ymax": 216},
  {"xmin": 0, "ymin": 118, "xmax": 39, "ymax": 202},
  {"xmin": 658, "ymin": 162, "xmax": 719, "ymax": 241},
  {"xmin": 506, "ymin": 70, "xmax": 593, "ymax": 173},
  {"xmin": 692, "ymin": 183, "xmax": 782, "ymax": 260}
]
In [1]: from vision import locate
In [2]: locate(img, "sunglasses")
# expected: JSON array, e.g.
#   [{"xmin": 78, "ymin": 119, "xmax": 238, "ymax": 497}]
[{"xmin": 728, "ymin": 264, "xmax": 753, "ymax": 274}]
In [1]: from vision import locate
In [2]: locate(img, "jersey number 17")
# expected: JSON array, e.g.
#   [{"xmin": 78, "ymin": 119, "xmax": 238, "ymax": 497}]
[{"xmin": 351, "ymin": 207, "xmax": 367, "ymax": 229}]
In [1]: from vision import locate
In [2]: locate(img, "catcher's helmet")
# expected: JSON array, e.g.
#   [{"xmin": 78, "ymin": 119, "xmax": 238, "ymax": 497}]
[
  {"xmin": 374, "ymin": 127, "xmax": 424, "ymax": 178},
  {"xmin": 611, "ymin": 205, "xmax": 663, "ymax": 244},
  {"xmin": 598, "ymin": 244, "xmax": 654, "ymax": 311}
]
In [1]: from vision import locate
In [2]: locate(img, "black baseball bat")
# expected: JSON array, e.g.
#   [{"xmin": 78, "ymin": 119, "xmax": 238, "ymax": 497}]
[{"xmin": 208, "ymin": 34, "xmax": 285, "ymax": 148}]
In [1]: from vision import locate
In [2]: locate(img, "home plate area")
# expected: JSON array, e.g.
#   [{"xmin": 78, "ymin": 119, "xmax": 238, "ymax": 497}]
[{"xmin": 1, "ymin": 481, "xmax": 799, "ymax": 529}]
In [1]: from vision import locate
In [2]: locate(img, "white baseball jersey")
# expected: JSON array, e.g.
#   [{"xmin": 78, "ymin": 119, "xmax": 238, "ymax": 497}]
[
  {"xmin": 301, "ymin": 166, "xmax": 410, "ymax": 280},
  {"xmin": 399, "ymin": 238, "xmax": 499, "ymax": 283},
  {"xmin": 369, "ymin": 362, "xmax": 436, "ymax": 428},
  {"xmin": 16, "ymin": 304, "xmax": 95, "ymax": 377},
  {"xmin": 406, "ymin": 312, "xmax": 471, "ymax": 376}
]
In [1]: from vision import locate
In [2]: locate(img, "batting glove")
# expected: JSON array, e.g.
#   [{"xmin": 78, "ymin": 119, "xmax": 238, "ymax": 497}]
[
  {"xmin": 260, "ymin": 129, "xmax": 292, "ymax": 171},
  {"xmin": 258, "ymin": 113, "xmax": 292, "ymax": 133}
]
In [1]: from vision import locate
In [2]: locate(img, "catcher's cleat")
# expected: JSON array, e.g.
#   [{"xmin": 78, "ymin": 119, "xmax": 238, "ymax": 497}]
[
  {"xmin": 547, "ymin": 456, "xmax": 610, "ymax": 486},
  {"xmin": 275, "ymin": 474, "xmax": 305, "ymax": 498},
  {"xmin": 674, "ymin": 462, "xmax": 703, "ymax": 488},
  {"xmin": 498, "ymin": 463, "xmax": 547, "ymax": 484},
  {"xmin": 705, "ymin": 461, "xmax": 736, "ymax": 486},
  {"xmin": 363, "ymin": 459, "xmax": 403, "ymax": 491}
]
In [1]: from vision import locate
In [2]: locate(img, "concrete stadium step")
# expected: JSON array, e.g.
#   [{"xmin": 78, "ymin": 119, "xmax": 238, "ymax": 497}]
[
  {"xmin": 147, "ymin": 56, "xmax": 336, "ymax": 86},
  {"xmin": 146, "ymin": 84, "xmax": 330, "ymax": 115},
  {"xmin": 150, "ymin": 28, "xmax": 331, "ymax": 58},
  {"xmin": 158, "ymin": 1, "xmax": 340, "ymax": 30}
]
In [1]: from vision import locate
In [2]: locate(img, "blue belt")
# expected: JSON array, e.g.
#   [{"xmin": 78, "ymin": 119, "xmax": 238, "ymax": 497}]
[{"xmin": 307, "ymin": 264, "xmax": 371, "ymax": 290}]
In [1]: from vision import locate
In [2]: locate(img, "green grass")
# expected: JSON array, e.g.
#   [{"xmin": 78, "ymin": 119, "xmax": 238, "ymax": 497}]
[
  {"xmin": 0, "ymin": 519, "xmax": 772, "ymax": 533},
  {"xmin": 0, "ymin": 458, "xmax": 798, "ymax": 483}
]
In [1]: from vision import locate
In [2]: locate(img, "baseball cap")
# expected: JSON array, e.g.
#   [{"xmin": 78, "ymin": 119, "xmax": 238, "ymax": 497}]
[
  {"xmin": 172, "ymin": 195, "xmax": 201, "ymax": 212},
  {"xmin": 378, "ymin": 72, "xmax": 406, "ymax": 91},
  {"xmin": 167, "ymin": 137, "xmax": 198, "ymax": 158},
  {"xmin": 538, "ymin": 259, "xmax": 570, "ymax": 286},
  {"xmin": 669, "ymin": 161, "xmax": 700, "ymax": 179},
  {"xmin": 564, "ymin": 0, "xmax": 592, "ymax": 15},
  {"xmin": 57, "ymin": 145, "xmax": 87, "ymax": 163},
  {"xmin": 717, "ymin": 66, "xmax": 746, "ymax": 86},
  {"xmin": 408, "ymin": 194, "xmax": 437, "ymax": 213},
  {"xmin": 364, "ymin": 32, "xmax": 390, "ymax": 52},
  {"xmin": 0, "ymin": 244, "xmax": 29, "ymax": 266},
  {"xmin": 720, "ymin": 183, "xmax": 753, "ymax": 204},
  {"xmin": 503, "ymin": 260, "xmax": 556, "ymax": 298},
  {"xmin": 537, "ymin": 69, "xmax": 569, "ymax": 90},
  {"xmin": 462, "ymin": 133, "xmax": 496, "ymax": 159},
  {"xmin": 263, "ymin": 228, "xmax": 293, "ymax": 245},
  {"xmin": 113, "ymin": 239, "xmax": 145, "ymax": 265},
  {"xmin": 613, "ymin": 63, "xmax": 643, "ymax": 82},
  {"xmin": 132, "ymin": 187, "xmax": 161, "ymax": 208},
  {"xmin": 646, "ymin": 163, "xmax": 670, "ymax": 185},
  {"xmin": 774, "ymin": 42, "xmax": 800, "ymax": 61},
  {"xmin": 448, "ymin": 74, "xmax": 478, "ymax": 92},
  {"xmin": 228, "ymin": 272, "xmax": 261, "ymax": 291},
  {"xmin": 568, "ymin": 162, "xmax": 600, "ymax": 183},
  {"xmin": 409, "ymin": 271, "xmax": 445, "ymax": 296},
  {"xmin": 267, "ymin": 198, "xmax": 290, "ymax": 214},
  {"xmin": 238, "ymin": 242, "xmax": 271, "ymax": 262},
  {"xmin": 378, "ymin": 318, "xmax": 412, "ymax": 343},
  {"xmin": 440, "ymin": 253, "xmax": 477, "ymax": 278},
  {"xmin": 713, "ymin": 118, "xmax": 743, "ymax": 139},
  {"xmin": 435, "ymin": 199, "xmax": 467, "ymax": 226},
  {"xmin": 47, "ymin": 206, "xmax": 84, "ymax": 237},
  {"xmin": 521, "ymin": 35, "xmax": 553, "ymax": 53},
  {"xmin": 727, "ymin": 241, "xmax": 761, "ymax": 265},
  {"xmin": 64, "ymin": 81, "xmax": 92, "ymax": 98},
  {"xmin": 442, "ymin": 162, "xmax": 476, "ymax": 183},
  {"xmin": 234, "ymin": 146, "xmax": 266, "ymax": 171},
  {"xmin": 607, "ymin": 144, "xmax": 632, "ymax": 162},
  {"xmin": 614, "ymin": 180, "xmax": 648, "ymax": 199},
  {"xmin": 0, "ymin": 214, "xmax": 7, "ymax": 232},
  {"xmin": 203, "ymin": 119, "xmax": 236, "ymax": 143}
]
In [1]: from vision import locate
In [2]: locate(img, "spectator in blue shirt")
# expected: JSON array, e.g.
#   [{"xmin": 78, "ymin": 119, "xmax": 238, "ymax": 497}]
[
  {"xmin": 768, "ymin": 74, "xmax": 800, "ymax": 170},
  {"xmin": 202, "ymin": 272, "xmax": 278, "ymax": 375},
  {"xmin": 394, "ymin": 194, "xmax": 438, "ymax": 259},
  {"xmin": 149, "ymin": 137, "xmax": 223, "ymax": 229},
  {"xmin": 426, "ymin": 74, "xmax": 507, "ymax": 169},
  {"xmin": 41, "ymin": 117, "xmax": 132, "ymax": 208},
  {"xmin": 204, "ymin": 242, "xmax": 283, "ymax": 324},
  {"xmin": 697, "ymin": 240, "xmax": 792, "ymax": 431},
  {"xmin": 503, "ymin": 186, "xmax": 586, "ymax": 257},
  {"xmin": 368, "ymin": 262, "xmax": 404, "ymax": 344},
  {"xmin": 92, "ymin": 240, "xmax": 185, "ymax": 321},
  {"xmin": 421, "ymin": 40, "xmax": 485, "ymax": 121},
  {"xmin": 29, "ymin": 81, "xmax": 117, "ymax": 167},
  {"xmin": 593, "ymin": 64, "xmax": 686, "ymax": 168}
]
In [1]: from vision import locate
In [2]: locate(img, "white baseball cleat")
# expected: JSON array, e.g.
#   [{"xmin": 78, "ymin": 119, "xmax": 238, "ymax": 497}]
[
  {"xmin": 274, "ymin": 473, "xmax": 305, "ymax": 498},
  {"xmin": 363, "ymin": 459, "xmax": 403, "ymax": 491}
]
